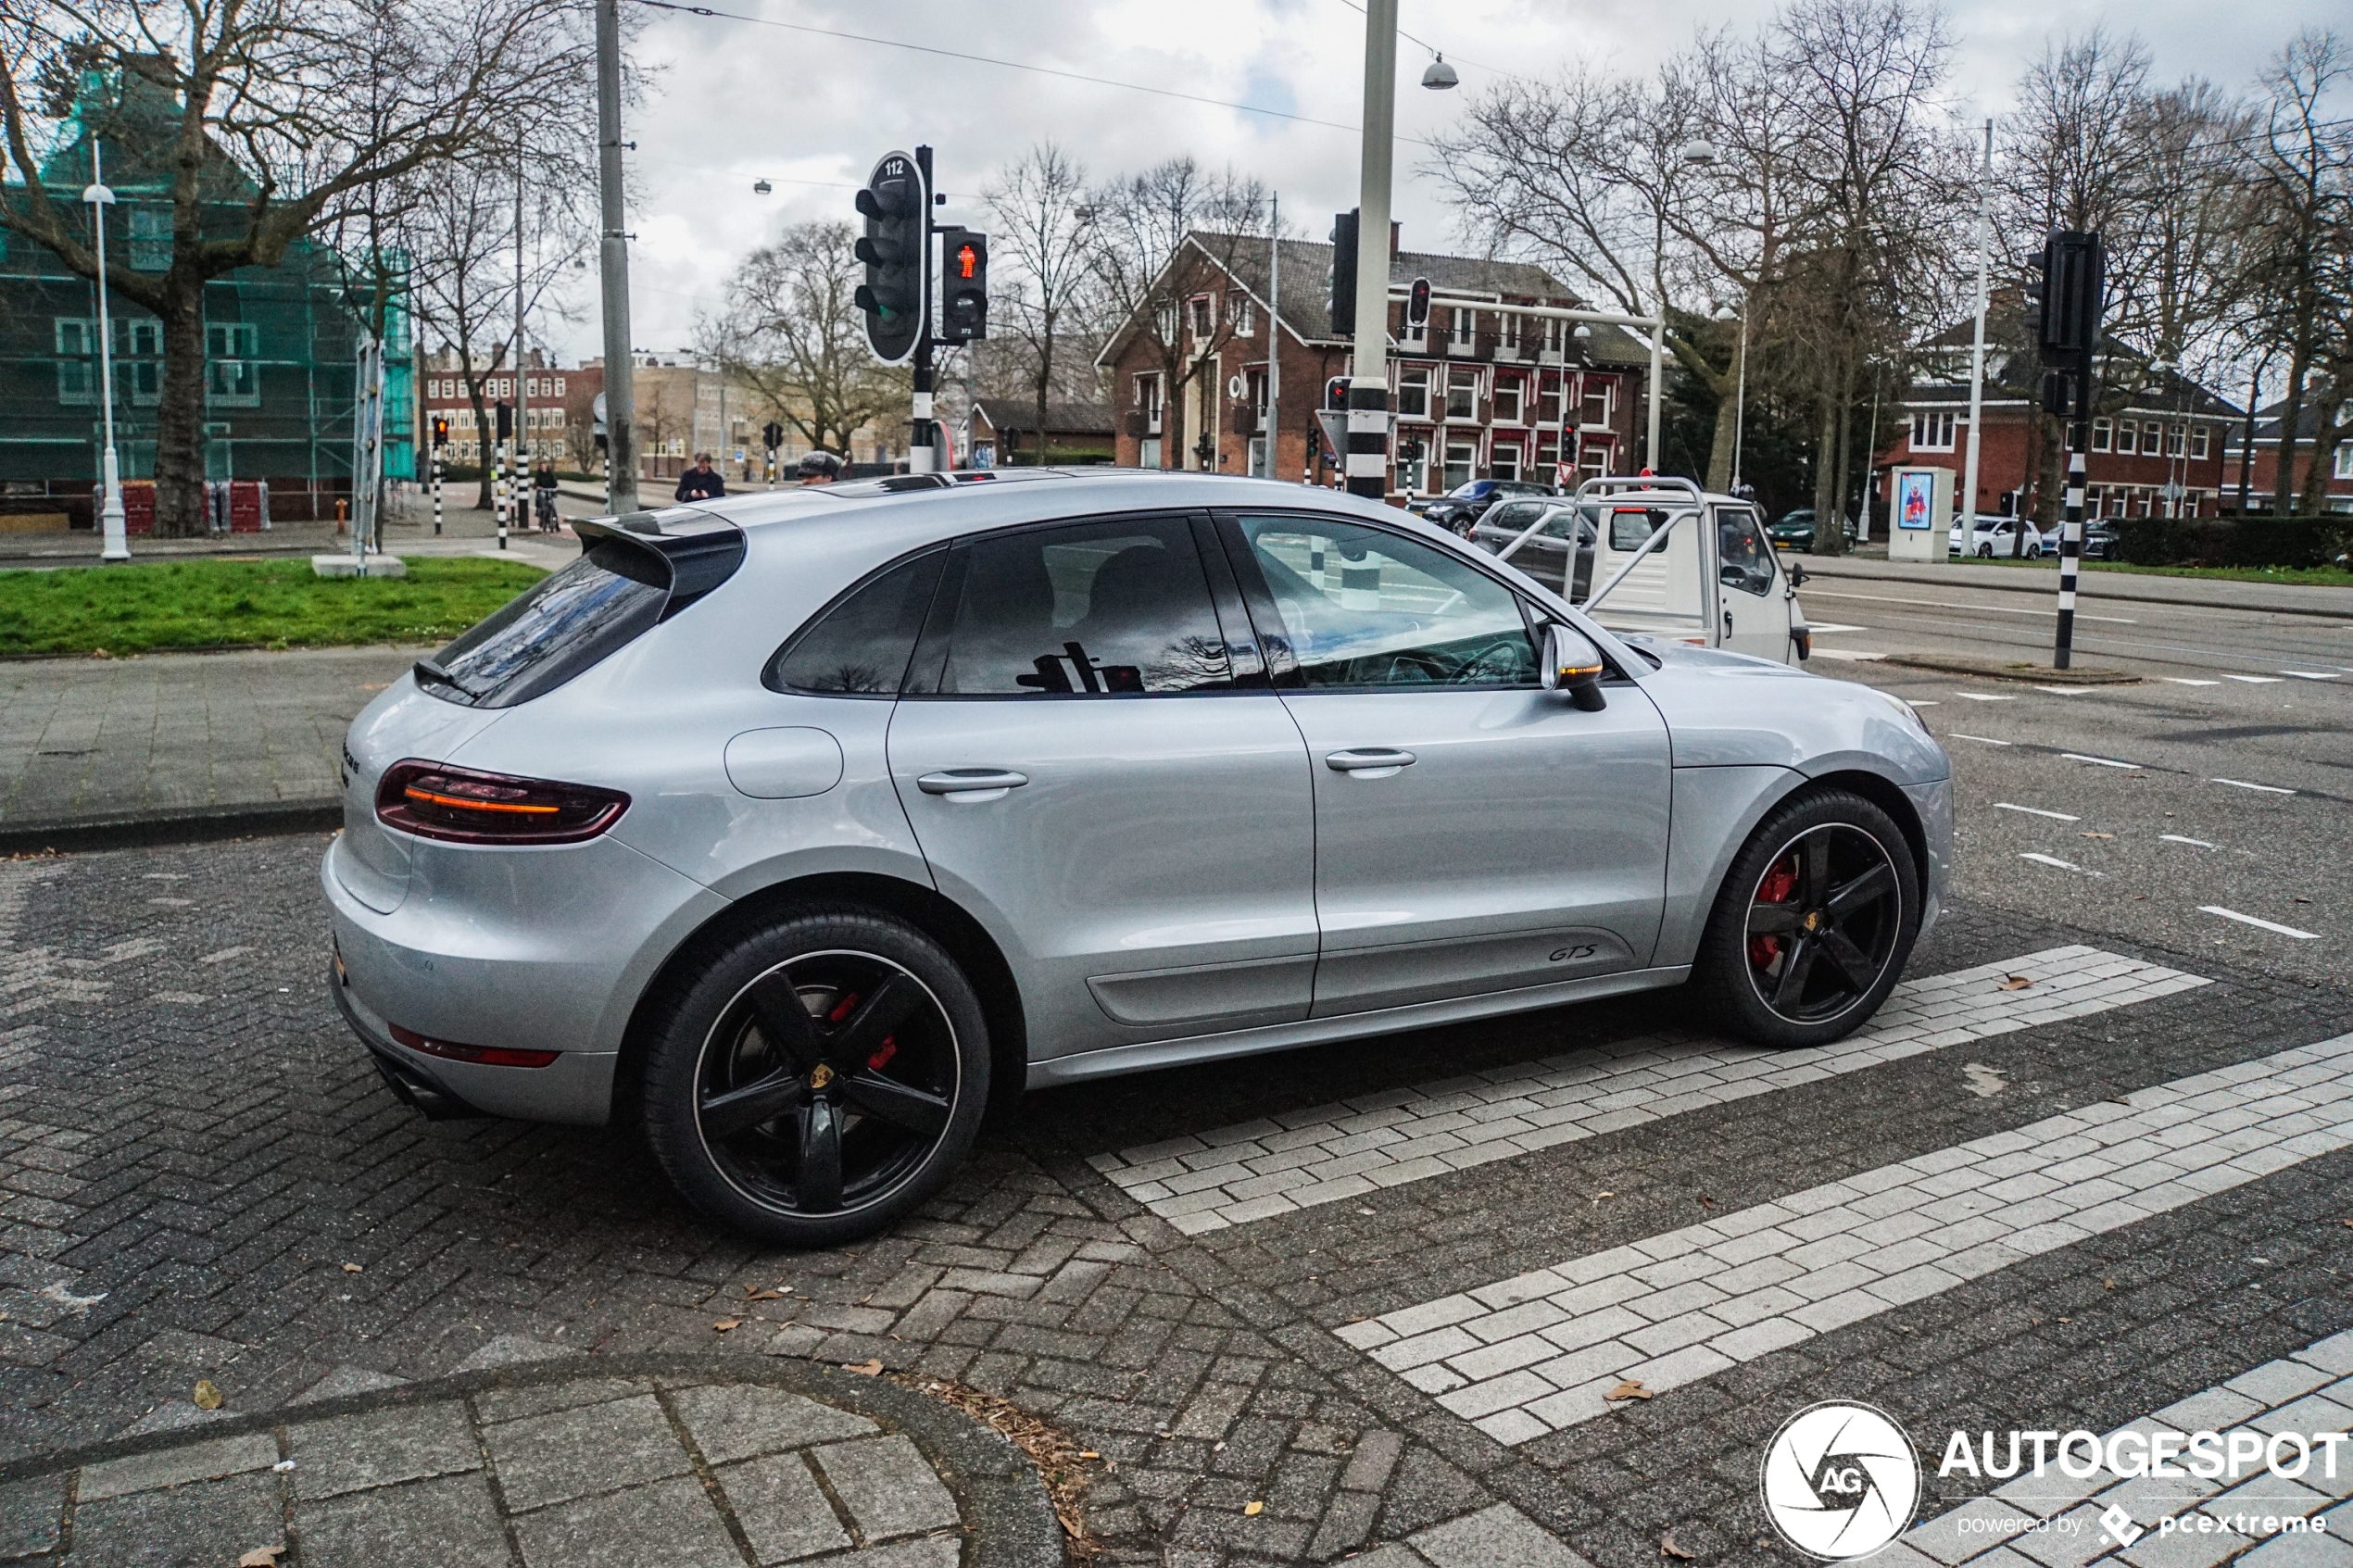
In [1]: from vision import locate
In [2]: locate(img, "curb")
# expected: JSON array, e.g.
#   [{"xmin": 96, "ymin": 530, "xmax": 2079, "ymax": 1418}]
[
  {"xmin": 0, "ymin": 1352, "xmax": 1066, "ymax": 1568},
  {"xmin": 1880, "ymin": 654, "xmax": 2141, "ymax": 684},
  {"xmin": 1796, "ymin": 558, "xmax": 2353, "ymax": 621},
  {"xmin": 0, "ymin": 799, "xmax": 342, "ymax": 858}
]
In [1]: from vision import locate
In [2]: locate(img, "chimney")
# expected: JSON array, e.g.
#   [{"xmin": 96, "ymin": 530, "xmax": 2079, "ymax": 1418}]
[{"xmin": 1390, "ymin": 220, "xmax": 1402, "ymax": 257}]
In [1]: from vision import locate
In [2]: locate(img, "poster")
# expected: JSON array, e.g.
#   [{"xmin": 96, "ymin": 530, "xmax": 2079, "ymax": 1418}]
[{"xmin": 1896, "ymin": 470, "xmax": 1934, "ymax": 530}]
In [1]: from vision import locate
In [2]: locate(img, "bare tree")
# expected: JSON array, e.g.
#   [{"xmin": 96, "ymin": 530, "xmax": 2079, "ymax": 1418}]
[
  {"xmin": 1088, "ymin": 157, "xmax": 1268, "ymax": 470},
  {"xmin": 699, "ymin": 220, "xmax": 912, "ymax": 458},
  {"xmin": 983, "ymin": 143, "xmax": 1101, "ymax": 466},
  {"xmin": 0, "ymin": 0, "xmax": 585, "ymax": 534}
]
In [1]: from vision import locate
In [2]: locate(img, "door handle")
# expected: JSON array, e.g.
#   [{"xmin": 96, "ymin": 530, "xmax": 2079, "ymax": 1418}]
[
  {"xmin": 1723, "ymin": 609, "xmax": 1734, "ymax": 639},
  {"xmin": 1325, "ymin": 748, "xmax": 1416, "ymax": 774},
  {"xmin": 916, "ymin": 769, "xmax": 1029, "ymax": 796}
]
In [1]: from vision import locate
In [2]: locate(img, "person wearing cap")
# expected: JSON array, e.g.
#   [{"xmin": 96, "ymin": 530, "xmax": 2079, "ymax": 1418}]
[
  {"xmin": 675, "ymin": 454, "xmax": 725, "ymax": 503},
  {"xmin": 797, "ymin": 450, "xmax": 844, "ymax": 485}
]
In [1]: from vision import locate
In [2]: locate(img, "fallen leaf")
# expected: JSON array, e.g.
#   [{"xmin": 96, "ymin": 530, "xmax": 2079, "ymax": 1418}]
[
  {"xmin": 2293, "ymin": 897, "xmax": 2312, "ymax": 904},
  {"xmin": 1662, "ymin": 1529, "xmax": 1697, "ymax": 1560},
  {"xmin": 712, "ymin": 1318, "xmax": 741, "ymax": 1333},
  {"xmin": 2104, "ymin": 1279, "xmax": 2116, "ymax": 1289},
  {"xmin": 1244, "ymin": 1501, "xmax": 1265, "ymax": 1517},
  {"xmin": 1078, "ymin": 1450, "xmax": 1100, "ymax": 1460},
  {"xmin": 744, "ymin": 1286, "xmax": 785, "ymax": 1301},
  {"xmin": 193, "ymin": 1380, "xmax": 224, "ymax": 1410},
  {"xmin": 1999, "ymin": 975, "xmax": 2032, "ymax": 991},
  {"xmin": 2057, "ymin": 1317, "xmax": 2071, "ymax": 1324},
  {"xmin": 340, "ymin": 1262, "xmax": 363, "ymax": 1273},
  {"xmin": 846, "ymin": 1359, "xmax": 884, "ymax": 1376},
  {"xmin": 1606, "ymin": 1379, "xmax": 1653, "ymax": 1401},
  {"xmin": 237, "ymin": 1549, "xmax": 283, "ymax": 1568},
  {"xmin": 2081, "ymin": 831, "xmax": 2114, "ymax": 840}
]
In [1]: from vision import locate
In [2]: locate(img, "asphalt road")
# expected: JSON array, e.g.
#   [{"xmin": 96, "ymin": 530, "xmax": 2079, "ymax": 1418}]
[{"xmin": 1795, "ymin": 570, "xmax": 2353, "ymax": 989}]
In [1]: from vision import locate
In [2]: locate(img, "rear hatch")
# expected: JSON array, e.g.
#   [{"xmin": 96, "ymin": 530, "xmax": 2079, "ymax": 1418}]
[{"xmin": 333, "ymin": 510, "xmax": 745, "ymax": 911}]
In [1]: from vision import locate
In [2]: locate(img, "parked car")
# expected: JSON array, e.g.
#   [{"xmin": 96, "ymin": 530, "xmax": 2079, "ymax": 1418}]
[
  {"xmin": 1766, "ymin": 509, "xmax": 1858, "ymax": 550},
  {"xmin": 1416, "ymin": 478, "xmax": 1556, "ymax": 534},
  {"xmin": 2082, "ymin": 520, "xmax": 2120, "ymax": 560},
  {"xmin": 1467, "ymin": 498, "xmax": 1594, "ymax": 599},
  {"xmin": 1949, "ymin": 516, "xmax": 2046, "ymax": 558},
  {"xmin": 325, "ymin": 470, "xmax": 1951, "ymax": 1245}
]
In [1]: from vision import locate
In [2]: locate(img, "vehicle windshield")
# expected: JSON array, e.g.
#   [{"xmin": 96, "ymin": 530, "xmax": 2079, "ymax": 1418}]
[{"xmin": 1444, "ymin": 481, "xmax": 1496, "ymax": 499}]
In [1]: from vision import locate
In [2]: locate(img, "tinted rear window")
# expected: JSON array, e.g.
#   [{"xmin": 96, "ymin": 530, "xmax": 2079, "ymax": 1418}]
[
  {"xmin": 418, "ymin": 538, "xmax": 668, "ymax": 709},
  {"xmin": 769, "ymin": 548, "xmax": 946, "ymax": 695}
]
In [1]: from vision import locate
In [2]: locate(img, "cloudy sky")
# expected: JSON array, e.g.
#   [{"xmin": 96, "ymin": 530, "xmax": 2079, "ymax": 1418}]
[{"xmin": 542, "ymin": 0, "xmax": 2331, "ymax": 364}]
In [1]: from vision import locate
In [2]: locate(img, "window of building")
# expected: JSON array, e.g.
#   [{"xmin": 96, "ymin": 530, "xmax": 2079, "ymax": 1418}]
[
  {"xmin": 128, "ymin": 207, "xmax": 171, "ymax": 270},
  {"xmin": 1155, "ymin": 302, "xmax": 1179, "ymax": 344},
  {"xmin": 1139, "ymin": 438, "xmax": 1162, "ymax": 470},
  {"xmin": 1135, "ymin": 373, "xmax": 1164, "ymax": 433},
  {"xmin": 2084, "ymin": 485, "xmax": 2105, "ymax": 516},
  {"xmin": 1189, "ymin": 295, "xmax": 1214, "ymax": 338},
  {"xmin": 2336, "ymin": 446, "xmax": 2353, "ymax": 481},
  {"xmin": 2091, "ymin": 418, "xmax": 2112, "ymax": 452},
  {"xmin": 1395, "ymin": 366, "xmax": 1430, "ymax": 420},
  {"xmin": 2191, "ymin": 424, "xmax": 2209, "ymax": 460},
  {"xmin": 1492, "ymin": 378, "xmax": 1523, "ymax": 424},
  {"xmin": 1498, "ymin": 312, "xmax": 1521, "ymax": 351},
  {"xmin": 1227, "ymin": 293, "xmax": 1254, "ymax": 336},
  {"xmin": 1909, "ymin": 409, "xmax": 1956, "ymax": 451},
  {"xmin": 1582, "ymin": 377, "xmax": 1612, "ymax": 427},
  {"xmin": 1445, "ymin": 369, "xmax": 1478, "ymax": 421},
  {"xmin": 2115, "ymin": 420, "xmax": 2137, "ymax": 455},
  {"xmin": 206, "ymin": 322, "xmax": 259, "ymax": 405},
  {"xmin": 55, "ymin": 319, "xmax": 94, "ymax": 403},
  {"xmin": 1536, "ymin": 433, "xmax": 1560, "ymax": 471},
  {"xmin": 1536, "ymin": 373, "xmax": 1563, "ymax": 425},
  {"xmin": 1543, "ymin": 319, "xmax": 1565, "ymax": 355},
  {"xmin": 1449, "ymin": 307, "xmax": 1477, "ymax": 349},
  {"xmin": 1490, "ymin": 445, "xmax": 1521, "ymax": 481},
  {"xmin": 1443, "ymin": 440, "xmax": 1476, "ymax": 490},
  {"xmin": 2165, "ymin": 423, "xmax": 2185, "ymax": 458}
]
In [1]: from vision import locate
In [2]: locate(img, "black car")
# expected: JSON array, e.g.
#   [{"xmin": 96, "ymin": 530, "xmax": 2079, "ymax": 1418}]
[
  {"xmin": 1466, "ymin": 499, "xmax": 1595, "ymax": 599},
  {"xmin": 1766, "ymin": 508, "xmax": 1858, "ymax": 551},
  {"xmin": 2082, "ymin": 520, "xmax": 2120, "ymax": 560},
  {"xmin": 1416, "ymin": 478, "xmax": 1556, "ymax": 534}
]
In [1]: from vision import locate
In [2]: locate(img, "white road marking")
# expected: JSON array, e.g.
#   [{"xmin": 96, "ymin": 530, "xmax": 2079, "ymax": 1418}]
[
  {"xmin": 2061, "ymin": 753, "xmax": 2143, "ymax": 770},
  {"xmin": 1799, "ymin": 588, "xmax": 2138, "ymax": 623},
  {"xmin": 1088, "ymin": 948, "xmax": 2205, "ymax": 1235},
  {"xmin": 1896, "ymin": 1327, "xmax": 2353, "ymax": 1562},
  {"xmin": 1907, "ymin": 700, "xmax": 1938, "ymax": 706},
  {"xmin": 2019, "ymin": 852, "xmax": 2098, "ymax": 874},
  {"xmin": 1339, "ymin": 1030, "xmax": 2353, "ymax": 1445},
  {"xmin": 1994, "ymin": 803, "xmax": 2081, "ymax": 821},
  {"xmin": 1945, "ymin": 734, "xmax": 2011, "ymax": 746},
  {"xmin": 2162, "ymin": 677, "xmax": 2222, "ymax": 686},
  {"xmin": 1804, "ymin": 623, "xmax": 1869, "ymax": 634},
  {"xmin": 1806, "ymin": 648, "xmax": 1886, "ymax": 661},
  {"xmin": 2211, "ymin": 778, "xmax": 2296, "ymax": 796},
  {"xmin": 2281, "ymin": 671, "xmax": 2341, "ymax": 680},
  {"xmin": 2160, "ymin": 834, "xmax": 2217, "ymax": 848},
  {"xmin": 2032, "ymin": 685, "xmax": 2100, "ymax": 696},
  {"xmin": 2223, "ymin": 674, "xmax": 2285, "ymax": 684},
  {"xmin": 1955, "ymin": 693, "xmax": 2019, "ymax": 702},
  {"xmin": 2198, "ymin": 906, "xmax": 2321, "ymax": 940}
]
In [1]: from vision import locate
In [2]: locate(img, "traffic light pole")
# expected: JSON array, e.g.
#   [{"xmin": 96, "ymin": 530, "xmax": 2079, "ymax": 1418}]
[
  {"xmin": 1345, "ymin": 0, "xmax": 1399, "ymax": 501},
  {"xmin": 595, "ymin": 0, "xmax": 640, "ymax": 515},
  {"xmin": 909, "ymin": 144, "xmax": 938, "ymax": 474},
  {"xmin": 432, "ymin": 446, "xmax": 444, "ymax": 536},
  {"xmin": 2054, "ymin": 355, "xmax": 2090, "ymax": 670}
]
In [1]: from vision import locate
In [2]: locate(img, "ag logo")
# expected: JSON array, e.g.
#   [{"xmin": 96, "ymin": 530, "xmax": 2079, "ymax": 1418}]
[{"xmin": 1759, "ymin": 1401, "xmax": 1920, "ymax": 1560}]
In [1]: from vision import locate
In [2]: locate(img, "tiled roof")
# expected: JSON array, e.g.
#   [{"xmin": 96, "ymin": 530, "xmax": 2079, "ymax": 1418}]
[{"xmin": 969, "ymin": 399, "xmax": 1115, "ymax": 436}]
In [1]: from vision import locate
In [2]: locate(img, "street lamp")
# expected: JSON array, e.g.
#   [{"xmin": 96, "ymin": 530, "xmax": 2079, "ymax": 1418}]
[
  {"xmin": 82, "ymin": 140, "xmax": 130, "ymax": 563},
  {"xmin": 1715, "ymin": 300, "xmax": 1749, "ymax": 495},
  {"xmin": 1421, "ymin": 54, "xmax": 1459, "ymax": 90}
]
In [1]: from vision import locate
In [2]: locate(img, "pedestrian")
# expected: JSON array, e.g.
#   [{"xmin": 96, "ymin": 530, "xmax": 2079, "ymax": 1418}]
[
  {"xmin": 675, "ymin": 453, "xmax": 725, "ymax": 503},
  {"xmin": 797, "ymin": 451, "xmax": 844, "ymax": 486}
]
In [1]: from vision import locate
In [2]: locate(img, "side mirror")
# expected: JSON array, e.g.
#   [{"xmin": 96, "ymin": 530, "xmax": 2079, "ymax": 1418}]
[
  {"xmin": 1787, "ymin": 561, "xmax": 1809, "ymax": 587},
  {"xmin": 1541, "ymin": 623, "xmax": 1608, "ymax": 711}
]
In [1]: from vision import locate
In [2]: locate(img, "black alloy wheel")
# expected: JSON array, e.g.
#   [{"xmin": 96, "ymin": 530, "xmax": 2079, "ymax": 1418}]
[
  {"xmin": 697, "ymin": 950, "xmax": 957, "ymax": 1214},
  {"xmin": 1742, "ymin": 824, "xmax": 1903, "ymax": 1025},
  {"xmin": 642, "ymin": 909, "xmax": 988, "ymax": 1246},
  {"xmin": 1692, "ymin": 789, "xmax": 1921, "ymax": 1048}
]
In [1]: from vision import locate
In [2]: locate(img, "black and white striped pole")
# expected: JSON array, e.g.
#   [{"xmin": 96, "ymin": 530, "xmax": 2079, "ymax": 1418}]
[
  {"xmin": 1344, "ymin": 0, "xmax": 1398, "ymax": 501},
  {"xmin": 2033, "ymin": 231, "xmax": 2103, "ymax": 671}
]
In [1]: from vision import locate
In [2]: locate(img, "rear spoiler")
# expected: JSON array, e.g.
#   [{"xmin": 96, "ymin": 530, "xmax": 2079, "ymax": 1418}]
[{"xmin": 575, "ymin": 511, "xmax": 746, "ymax": 615}]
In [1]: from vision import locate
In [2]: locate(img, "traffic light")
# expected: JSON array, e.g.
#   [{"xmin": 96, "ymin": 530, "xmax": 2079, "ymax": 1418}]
[
  {"xmin": 938, "ymin": 227, "xmax": 988, "ymax": 345},
  {"xmin": 1329, "ymin": 208, "xmax": 1359, "ymax": 337},
  {"xmin": 761, "ymin": 420, "xmax": 785, "ymax": 452},
  {"xmin": 1407, "ymin": 277, "xmax": 1431, "ymax": 332},
  {"xmin": 2035, "ymin": 231, "xmax": 2103, "ymax": 361},
  {"xmin": 431, "ymin": 415, "xmax": 449, "ymax": 448},
  {"xmin": 495, "ymin": 400, "xmax": 512, "ymax": 442},
  {"xmin": 1325, "ymin": 376, "xmax": 1351, "ymax": 411},
  {"xmin": 854, "ymin": 150, "xmax": 928, "ymax": 364}
]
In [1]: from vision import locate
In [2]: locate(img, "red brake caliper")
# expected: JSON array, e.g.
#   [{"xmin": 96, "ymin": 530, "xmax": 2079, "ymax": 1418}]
[{"xmin": 1750, "ymin": 856, "xmax": 1800, "ymax": 970}]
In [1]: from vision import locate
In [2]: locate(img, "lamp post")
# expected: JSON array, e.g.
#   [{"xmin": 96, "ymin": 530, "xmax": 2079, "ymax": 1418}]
[
  {"xmin": 1963, "ymin": 119, "xmax": 1994, "ymax": 552},
  {"xmin": 82, "ymin": 140, "xmax": 130, "ymax": 563},
  {"xmin": 1714, "ymin": 300, "xmax": 1748, "ymax": 495}
]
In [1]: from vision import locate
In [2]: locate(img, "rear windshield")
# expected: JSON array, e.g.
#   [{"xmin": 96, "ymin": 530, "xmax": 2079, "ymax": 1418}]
[{"xmin": 416, "ymin": 538, "xmax": 669, "ymax": 709}]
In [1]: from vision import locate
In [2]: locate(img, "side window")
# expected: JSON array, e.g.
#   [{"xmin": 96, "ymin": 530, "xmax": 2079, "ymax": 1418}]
[
  {"xmin": 1717, "ymin": 509, "xmax": 1775, "ymax": 596},
  {"xmin": 1231, "ymin": 515, "xmax": 1535, "ymax": 689},
  {"xmin": 1608, "ymin": 508, "xmax": 1667, "ymax": 551},
  {"xmin": 770, "ymin": 548, "xmax": 946, "ymax": 695},
  {"xmin": 937, "ymin": 516, "xmax": 1232, "ymax": 696},
  {"xmin": 1485, "ymin": 500, "xmax": 1541, "ymax": 533}
]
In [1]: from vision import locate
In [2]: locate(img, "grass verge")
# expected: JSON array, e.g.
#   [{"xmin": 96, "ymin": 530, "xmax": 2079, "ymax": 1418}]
[
  {"xmin": 1957, "ymin": 555, "xmax": 2353, "ymax": 589},
  {"xmin": 0, "ymin": 556, "xmax": 547, "ymax": 659}
]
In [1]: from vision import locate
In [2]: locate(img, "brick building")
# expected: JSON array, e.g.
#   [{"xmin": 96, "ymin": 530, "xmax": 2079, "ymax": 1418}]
[
  {"xmin": 1093, "ymin": 228, "xmax": 1654, "ymax": 500},
  {"xmin": 417, "ymin": 351, "xmax": 598, "ymax": 472},
  {"xmin": 964, "ymin": 399, "xmax": 1115, "ymax": 467},
  {"xmin": 2221, "ymin": 404, "xmax": 2353, "ymax": 515},
  {"xmin": 1875, "ymin": 307, "xmax": 2242, "ymax": 521}
]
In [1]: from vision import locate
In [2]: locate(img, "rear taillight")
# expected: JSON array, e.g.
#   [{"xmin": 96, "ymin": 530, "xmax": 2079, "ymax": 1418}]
[
  {"xmin": 388, "ymin": 1022, "xmax": 559, "ymax": 1069},
  {"xmin": 375, "ymin": 760, "xmax": 628, "ymax": 845}
]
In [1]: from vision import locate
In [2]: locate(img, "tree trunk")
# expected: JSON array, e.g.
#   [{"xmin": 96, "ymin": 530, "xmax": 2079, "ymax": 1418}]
[
  {"xmin": 153, "ymin": 283, "xmax": 210, "ymax": 537},
  {"xmin": 2033, "ymin": 410, "xmax": 2065, "ymax": 530},
  {"xmin": 2297, "ymin": 381, "xmax": 2346, "ymax": 517},
  {"xmin": 1809, "ymin": 398, "xmax": 1838, "ymax": 555},
  {"xmin": 1703, "ymin": 389, "xmax": 1738, "ymax": 494},
  {"xmin": 2273, "ymin": 350, "xmax": 2309, "ymax": 517},
  {"xmin": 1825, "ymin": 388, "xmax": 1853, "ymax": 558}
]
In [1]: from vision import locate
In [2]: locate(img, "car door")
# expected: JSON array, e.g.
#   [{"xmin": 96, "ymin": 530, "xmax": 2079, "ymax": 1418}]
[
  {"xmin": 1218, "ymin": 510, "xmax": 1672, "ymax": 1017},
  {"xmin": 1713, "ymin": 505, "xmax": 1792, "ymax": 662},
  {"xmin": 886, "ymin": 512, "xmax": 1318, "ymax": 1061}
]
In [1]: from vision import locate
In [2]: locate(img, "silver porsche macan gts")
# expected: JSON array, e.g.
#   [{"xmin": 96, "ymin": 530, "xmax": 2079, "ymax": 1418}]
[{"xmin": 324, "ymin": 470, "xmax": 1950, "ymax": 1246}]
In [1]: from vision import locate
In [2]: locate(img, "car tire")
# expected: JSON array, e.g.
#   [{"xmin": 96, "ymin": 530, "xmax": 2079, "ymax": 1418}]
[
  {"xmin": 1977, "ymin": 545, "xmax": 1994, "ymax": 558},
  {"xmin": 640, "ymin": 906, "xmax": 989, "ymax": 1247},
  {"xmin": 1690, "ymin": 788, "xmax": 1920, "ymax": 1049},
  {"xmin": 2027, "ymin": 544, "xmax": 2043, "ymax": 558}
]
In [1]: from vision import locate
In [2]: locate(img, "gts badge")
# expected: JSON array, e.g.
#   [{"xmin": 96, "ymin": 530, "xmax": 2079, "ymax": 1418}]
[{"xmin": 1549, "ymin": 944, "xmax": 1599, "ymax": 964}]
